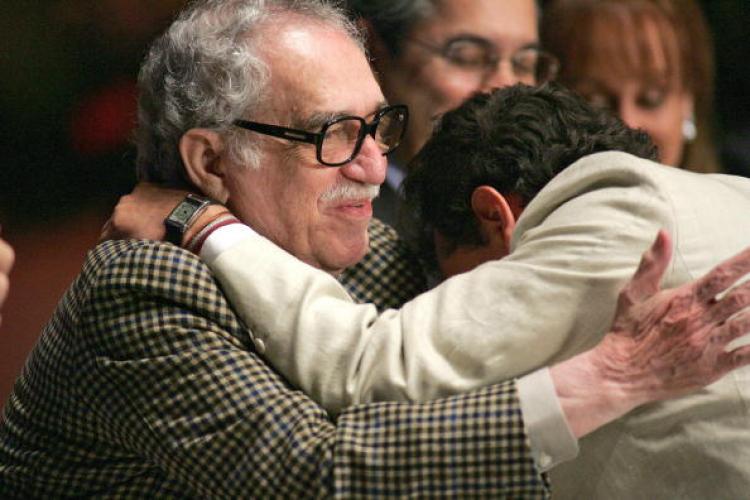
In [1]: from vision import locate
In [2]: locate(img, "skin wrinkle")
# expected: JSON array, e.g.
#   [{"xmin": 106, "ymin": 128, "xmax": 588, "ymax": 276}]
[
  {"xmin": 543, "ymin": 229, "xmax": 750, "ymax": 439},
  {"xmin": 220, "ymin": 17, "xmax": 387, "ymax": 275},
  {"xmin": 698, "ymin": 259, "xmax": 750, "ymax": 302},
  {"xmin": 596, "ymin": 271, "xmax": 750, "ymax": 396},
  {"xmin": 707, "ymin": 284, "xmax": 748, "ymax": 325}
]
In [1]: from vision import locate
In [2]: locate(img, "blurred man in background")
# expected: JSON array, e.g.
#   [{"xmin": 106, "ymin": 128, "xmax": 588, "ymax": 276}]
[{"xmin": 347, "ymin": 0, "xmax": 557, "ymax": 225}]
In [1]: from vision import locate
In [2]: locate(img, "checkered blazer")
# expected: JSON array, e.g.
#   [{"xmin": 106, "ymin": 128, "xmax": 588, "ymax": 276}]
[{"xmin": 0, "ymin": 220, "xmax": 548, "ymax": 498}]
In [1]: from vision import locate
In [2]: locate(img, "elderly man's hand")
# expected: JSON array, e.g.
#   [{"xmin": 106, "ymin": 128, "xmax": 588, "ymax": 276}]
[
  {"xmin": 0, "ymin": 237, "xmax": 15, "ymax": 326},
  {"xmin": 552, "ymin": 230, "xmax": 750, "ymax": 438}
]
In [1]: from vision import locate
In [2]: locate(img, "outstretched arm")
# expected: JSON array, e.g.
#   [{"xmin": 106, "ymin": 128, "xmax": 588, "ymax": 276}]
[
  {"xmin": 104, "ymin": 184, "xmax": 750, "ymax": 417},
  {"xmin": 550, "ymin": 230, "xmax": 750, "ymax": 438}
]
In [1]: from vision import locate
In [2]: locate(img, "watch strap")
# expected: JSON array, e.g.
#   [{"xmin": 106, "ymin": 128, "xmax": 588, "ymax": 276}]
[{"xmin": 164, "ymin": 193, "xmax": 215, "ymax": 245}]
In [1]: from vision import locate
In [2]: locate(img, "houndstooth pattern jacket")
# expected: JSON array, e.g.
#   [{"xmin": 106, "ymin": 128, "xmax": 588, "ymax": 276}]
[{"xmin": 0, "ymin": 219, "xmax": 548, "ymax": 498}]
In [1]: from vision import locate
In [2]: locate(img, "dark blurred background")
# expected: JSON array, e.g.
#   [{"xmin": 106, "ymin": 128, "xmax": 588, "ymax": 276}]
[
  {"xmin": 704, "ymin": 0, "xmax": 750, "ymax": 176},
  {"xmin": 1, "ymin": 0, "xmax": 748, "ymax": 402},
  {"xmin": 0, "ymin": 0, "xmax": 187, "ymax": 401}
]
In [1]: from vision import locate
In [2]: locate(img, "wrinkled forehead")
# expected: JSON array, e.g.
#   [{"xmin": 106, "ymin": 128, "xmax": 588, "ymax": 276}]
[
  {"xmin": 254, "ymin": 15, "xmax": 383, "ymax": 123},
  {"xmin": 558, "ymin": 4, "xmax": 683, "ymax": 87}
]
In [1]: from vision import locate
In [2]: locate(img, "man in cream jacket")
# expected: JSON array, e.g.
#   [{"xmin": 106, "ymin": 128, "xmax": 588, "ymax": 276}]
[{"xmin": 111, "ymin": 84, "xmax": 750, "ymax": 498}]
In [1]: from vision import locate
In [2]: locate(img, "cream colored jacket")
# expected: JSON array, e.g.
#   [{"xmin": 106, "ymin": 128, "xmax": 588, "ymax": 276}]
[{"xmin": 206, "ymin": 152, "xmax": 750, "ymax": 499}]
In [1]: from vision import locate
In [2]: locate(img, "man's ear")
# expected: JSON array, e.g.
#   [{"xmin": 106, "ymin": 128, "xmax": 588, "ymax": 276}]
[
  {"xmin": 470, "ymin": 185, "xmax": 517, "ymax": 256},
  {"xmin": 179, "ymin": 128, "xmax": 230, "ymax": 202}
]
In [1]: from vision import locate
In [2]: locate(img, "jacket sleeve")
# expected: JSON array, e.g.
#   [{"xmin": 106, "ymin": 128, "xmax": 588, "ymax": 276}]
[
  {"xmin": 76, "ymin": 241, "xmax": 548, "ymax": 498},
  {"xmin": 204, "ymin": 153, "xmax": 676, "ymax": 413}
]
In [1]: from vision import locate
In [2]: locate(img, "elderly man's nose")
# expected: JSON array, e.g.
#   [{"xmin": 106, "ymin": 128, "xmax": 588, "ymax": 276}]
[{"xmin": 339, "ymin": 135, "xmax": 387, "ymax": 185}]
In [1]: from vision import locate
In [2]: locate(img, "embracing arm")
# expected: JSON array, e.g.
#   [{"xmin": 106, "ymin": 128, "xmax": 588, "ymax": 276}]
[
  {"xmin": 103, "ymin": 173, "xmax": 750, "ymax": 424},
  {"xmin": 205, "ymin": 223, "xmax": 750, "ymax": 426},
  {"xmin": 77, "ymin": 241, "xmax": 548, "ymax": 498},
  {"xmin": 197, "ymin": 159, "xmax": 747, "ymax": 412}
]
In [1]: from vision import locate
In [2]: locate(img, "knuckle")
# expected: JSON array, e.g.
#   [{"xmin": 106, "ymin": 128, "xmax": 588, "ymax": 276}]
[
  {"xmin": 714, "ymin": 292, "xmax": 750, "ymax": 320},
  {"xmin": 663, "ymin": 301, "xmax": 691, "ymax": 325},
  {"xmin": 729, "ymin": 314, "xmax": 750, "ymax": 337},
  {"xmin": 726, "ymin": 291, "xmax": 746, "ymax": 309},
  {"xmin": 638, "ymin": 250, "xmax": 655, "ymax": 269},
  {"xmin": 661, "ymin": 317, "xmax": 681, "ymax": 334},
  {"xmin": 617, "ymin": 287, "xmax": 636, "ymax": 307},
  {"xmin": 671, "ymin": 293, "xmax": 693, "ymax": 311},
  {"xmin": 711, "ymin": 330, "xmax": 726, "ymax": 345},
  {"xmin": 697, "ymin": 273, "xmax": 727, "ymax": 301},
  {"xmin": 689, "ymin": 336, "xmax": 706, "ymax": 353}
]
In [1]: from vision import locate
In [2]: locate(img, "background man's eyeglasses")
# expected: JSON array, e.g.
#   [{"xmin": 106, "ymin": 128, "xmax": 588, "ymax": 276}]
[
  {"xmin": 234, "ymin": 105, "xmax": 409, "ymax": 167},
  {"xmin": 408, "ymin": 35, "xmax": 560, "ymax": 84}
]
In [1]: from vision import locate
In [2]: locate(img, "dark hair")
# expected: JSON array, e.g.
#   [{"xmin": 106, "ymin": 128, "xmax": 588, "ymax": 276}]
[
  {"xmin": 345, "ymin": 0, "xmax": 438, "ymax": 56},
  {"xmin": 541, "ymin": 0, "xmax": 719, "ymax": 173},
  {"xmin": 345, "ymin": 0, "xmax": 542, "ymax": 57},
  {"xmin": 403, "ymin": 82, "xmax": 658, "ymax": 264}
]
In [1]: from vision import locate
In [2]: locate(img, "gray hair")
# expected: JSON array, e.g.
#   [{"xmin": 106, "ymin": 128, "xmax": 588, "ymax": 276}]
[{"xmin": 136, "ymin": 0, "xmax": 362, "ymax": 187}]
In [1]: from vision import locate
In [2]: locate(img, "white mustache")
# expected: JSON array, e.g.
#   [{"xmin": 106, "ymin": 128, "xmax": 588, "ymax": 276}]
[{"xmin": 321, "ymin": 182, "xmax": 380, "ymax": 203}]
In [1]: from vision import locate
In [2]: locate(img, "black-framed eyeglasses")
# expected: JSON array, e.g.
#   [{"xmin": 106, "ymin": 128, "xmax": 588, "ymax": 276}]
[
  {"xmin": 233, "ymin": 104, "xmax": 409, "ymax": 167},
  {"xmin": 408, "ymin": 35, "xmax": 560, "ymax": 84}
]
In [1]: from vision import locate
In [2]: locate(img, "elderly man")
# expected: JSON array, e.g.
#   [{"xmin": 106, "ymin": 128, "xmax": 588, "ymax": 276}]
[
  {"xmin": 3, "ymin": 1, "xmax": 750, "ymax": 498},
  {"xmin": 144, "ymin": 84, "xmax": 750, "ymax": 498},
  {"xmin": 347, "ymin": 0, "xmax": 555, "ymax": 225}
]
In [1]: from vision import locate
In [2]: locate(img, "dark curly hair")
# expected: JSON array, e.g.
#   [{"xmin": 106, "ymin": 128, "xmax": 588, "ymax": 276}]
[{"xmin": 402, "ymin": 82, "xmax": 658, "ymax": 266}]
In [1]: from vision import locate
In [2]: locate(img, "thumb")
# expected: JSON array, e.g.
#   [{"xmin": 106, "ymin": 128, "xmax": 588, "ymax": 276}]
[{"xmin": 620, "ymin": 230, "xmax": 673, "ymax": 305}]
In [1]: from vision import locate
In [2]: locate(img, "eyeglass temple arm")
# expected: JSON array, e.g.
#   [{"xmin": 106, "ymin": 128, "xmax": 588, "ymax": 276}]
[{"xmin": 234, "ymin": 119, "xmax": 319, "ymax": 145}]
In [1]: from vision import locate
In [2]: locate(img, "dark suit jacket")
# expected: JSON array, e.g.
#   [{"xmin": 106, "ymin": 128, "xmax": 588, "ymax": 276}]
[
  {"xmin": 372, "ymin": 181, "xmax": 402, "ymax": 229},
  {"xmin": 0, "ymin": 221, "xmax": 547, "ymax": 498}
]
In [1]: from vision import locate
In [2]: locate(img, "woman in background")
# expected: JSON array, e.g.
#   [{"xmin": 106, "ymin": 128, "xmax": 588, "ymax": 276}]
[{"xmin": 542, "ymin": 0, "xmax": 720, "ymax": 173}]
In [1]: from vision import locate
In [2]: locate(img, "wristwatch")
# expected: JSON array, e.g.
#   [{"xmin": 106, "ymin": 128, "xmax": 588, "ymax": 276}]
[{"xmin": 164, "ymin": 193, "xmax": 215, "ymax": 245}]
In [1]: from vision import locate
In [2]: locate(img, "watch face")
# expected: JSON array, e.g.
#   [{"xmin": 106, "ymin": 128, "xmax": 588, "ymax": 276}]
[
  {"xmin": 172, "ymin": 205, "xmax": 195, "ymax": 224},
  {"xmin": 170, "ymin": 199, "xmax": 202, "ymax": 225}
]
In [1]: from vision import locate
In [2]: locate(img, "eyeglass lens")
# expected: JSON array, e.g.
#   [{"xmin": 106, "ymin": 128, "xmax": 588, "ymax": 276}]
[
  {"xmin": 319, "ymin": 108, "xmax": 406, "ymax": 165},
  {"xmin": 442, "ymin": 39, "xmax": 558, "ymax": 83}
]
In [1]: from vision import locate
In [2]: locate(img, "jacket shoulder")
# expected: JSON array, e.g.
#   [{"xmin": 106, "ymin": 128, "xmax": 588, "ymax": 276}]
[{"xmin": 79, "ymin": 239, "xmax": 244, "ymax": 336}]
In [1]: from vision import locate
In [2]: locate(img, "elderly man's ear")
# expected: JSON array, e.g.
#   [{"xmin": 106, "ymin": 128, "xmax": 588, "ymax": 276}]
[
  {"xmin": 179, "ymin": 128, "xmax": 231, "ymax": 203},
  {"xmin": 470, "ymin": 185, "xmax": 518, "ymax": 257}
]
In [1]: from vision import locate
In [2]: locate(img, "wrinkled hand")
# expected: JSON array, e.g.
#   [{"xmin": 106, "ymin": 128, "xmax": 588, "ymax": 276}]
[
  {"xmin": 596, "ymin": 230, "xmax": 750, "ymax": 404},
  {"xmin": 552, "ymin": 230, "xmax": 750, "ymax": 438},
  {"xmin": 0, "ymin": 237, "xmax": 15, "ymax": 326},
  {"xmin": 100, "ymin": 183, "xmax": 188, "ymax": 241}
]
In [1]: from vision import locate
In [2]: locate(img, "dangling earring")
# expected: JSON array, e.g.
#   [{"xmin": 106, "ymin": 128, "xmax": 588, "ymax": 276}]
[{"xmin": 682, "ymin": 112, "xmax": 697, "ymax": 142}]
